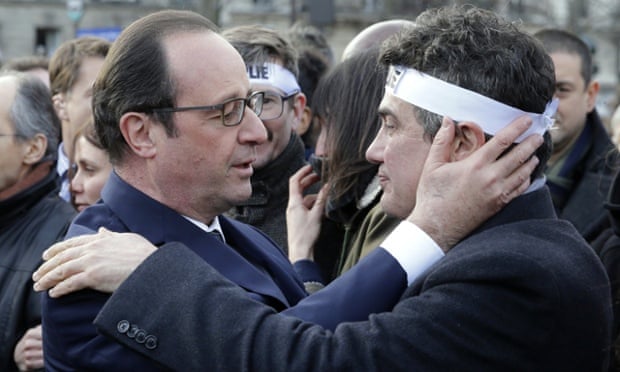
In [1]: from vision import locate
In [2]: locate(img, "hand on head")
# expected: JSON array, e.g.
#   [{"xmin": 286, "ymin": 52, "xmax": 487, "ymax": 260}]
[
  {"xmin": 409, "ymin": 115, "xmax": 543, "ymax": 251},
  {"xmin": 32, "ymin": 227, "xmax": 156, "ymax": 297}
]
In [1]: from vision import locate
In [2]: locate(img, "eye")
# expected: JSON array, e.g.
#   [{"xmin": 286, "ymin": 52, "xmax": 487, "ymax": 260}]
[
  {"xmin": 381, "ymin": 116, "xmax": 396, "ymax": 130},
  {"xmin": 221, "ymin": 100, "xmax": 243, "ymax": 123}
]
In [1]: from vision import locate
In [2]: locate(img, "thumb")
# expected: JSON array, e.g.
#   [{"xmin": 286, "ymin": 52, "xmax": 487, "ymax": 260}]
[{"xmin": 425, "ymin": 117, "xmax": 456, "ymax": 171}]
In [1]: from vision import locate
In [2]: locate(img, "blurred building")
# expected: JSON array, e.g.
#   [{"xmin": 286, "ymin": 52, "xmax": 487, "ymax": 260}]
[{"xmin": 1, "ymin": 0, "xmax": 619, "ymax": 117}]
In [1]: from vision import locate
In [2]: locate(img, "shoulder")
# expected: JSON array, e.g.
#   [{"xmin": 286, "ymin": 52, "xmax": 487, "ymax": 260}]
[{"xmin": 67, "ymin": 203, "xmax": 127, "ymax": 238}]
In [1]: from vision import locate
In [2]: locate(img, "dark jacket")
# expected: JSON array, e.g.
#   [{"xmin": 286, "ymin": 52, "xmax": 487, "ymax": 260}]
[
  {"xmin": 548, "ymin": 110, "xmax": 619, "ymax": 242},
  {"xmin": 591, "ymin": 169, "xmax": 620, "ymax": 370},
  {"xmin": 43, "ymin": 172, "xmax": 405, "ymax": 371},
  {"xmin": 0, "ymin": 170, "xmax": 75, "ymax": 371},
  {"xmin": 95, "ymin": 187, "xmax": 612, "ymax": 371}
]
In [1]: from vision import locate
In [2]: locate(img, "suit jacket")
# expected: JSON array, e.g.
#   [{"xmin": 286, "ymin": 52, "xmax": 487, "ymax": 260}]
[
  {"xmin": 43, "ymin": 172, "xmax": 406, "ymax": 371},
  {"xmin": 95, "ymin": 186, "xmax": 612, "ymax": 371}
]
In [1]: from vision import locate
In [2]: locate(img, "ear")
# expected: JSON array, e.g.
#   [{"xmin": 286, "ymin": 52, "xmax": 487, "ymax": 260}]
[
  {"xmin": 451, "ymin": 121, "xmax": 486, "ymax": 161},
  {"xmin": 22, "ymin": 133, "xmax": 48, "ymax": 165},
  {"xmin": 52, "ymin": 93, "xmax": 69, "ymax": 122},
  {"xmin": 585, "ymin": 80, "xmax": 600, "ymax": 113},
  {"xmin": 296, "ymin": 106, "xmax": 313, "ymax": 136},
  {"xmin": 290, "ymin": 92, "xmax": 307, "ymax": 131},
  {"xmin": 119, "ymin": 112, "xmax": 158, "ymax": 159}
]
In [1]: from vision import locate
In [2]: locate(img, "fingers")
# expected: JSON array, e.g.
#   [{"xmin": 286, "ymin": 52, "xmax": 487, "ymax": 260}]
[
  {"xmin": 425, "ymin": 117, "xmax": 456, "ymax": 169},
  {"xmin": 500, "ymin": 156, "xmax": 539, "ymax": 204},
  {"xmin": 478, "ymin": 116, "xmax": 533, "ymax": 162},
  {"xmin": 47, "ymin": 272, "xmax": 91, "ymax": 298},
  {"xmin": 495, "ymin": 130, "xmax": 544, "ymax": 174},
  {"xmin": 33, "ymin": 239, "xmax": 86, "ymax": 284},
  {"xmin": 42, "ymin": 233, "xmax": 97, "ymax": 261},
  {"xmin": 33, "ymin": 254, "xmax": 86, "ymax": 293},
  {"xmin": 289, "ymin": 165, "xmax": 320, "ymax": 203}
]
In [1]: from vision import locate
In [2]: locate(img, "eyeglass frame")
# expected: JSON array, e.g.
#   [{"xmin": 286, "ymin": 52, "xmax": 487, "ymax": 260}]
[
  {"xmin": 259, "ymin": 90, "xmax": 300, "ymax": 121},
  {"xmin": 0, "ymin": 133, "xmax": 26, "ymax": 139},
  {"xmin": 145, "ymin": 91, "xmax": 265, "ymax": 127}
]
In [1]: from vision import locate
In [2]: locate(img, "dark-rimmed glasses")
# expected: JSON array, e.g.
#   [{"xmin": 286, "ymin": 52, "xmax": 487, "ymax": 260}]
[
  {"xmin": 259, "ymin": 90, "xmax": 299, "ymax": 121},
  {"xmin": 148, "ymin": 91, "xmax": 265, "ymax": 127}
]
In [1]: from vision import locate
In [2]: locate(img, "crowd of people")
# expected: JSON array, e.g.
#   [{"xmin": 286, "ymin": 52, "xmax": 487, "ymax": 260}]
[{"xmin": 1, "ymin": 4, "xmax": 620, "ymax": 371}]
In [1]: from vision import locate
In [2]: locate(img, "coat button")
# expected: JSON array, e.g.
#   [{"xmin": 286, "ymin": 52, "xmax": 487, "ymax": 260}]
[
  {"xmin": 144, "ymin": 335, "xmax": 158, "ymax": 350},
  {"xmin": 135, "ymin": 330, "xmax": 147, "ymax": 344},
  {"xmin": 117, "ymin": 320, "xmax": 130, "ymax": 334},
  {"xmin": 127, "ymin": 325, "xmax": 139, "ymax": 338}
]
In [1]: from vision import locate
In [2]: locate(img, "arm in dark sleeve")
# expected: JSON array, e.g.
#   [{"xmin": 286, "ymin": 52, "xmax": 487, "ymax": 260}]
[
  {"xmin": 94, "ymin": 243, "xmax": 407, "ymax": 370},
  {"xmin": 95, "ymin": 238, "xmax": 609, "ymax": 372}
]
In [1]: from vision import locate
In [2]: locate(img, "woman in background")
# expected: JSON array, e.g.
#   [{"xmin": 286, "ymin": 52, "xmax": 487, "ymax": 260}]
[
  {"xmin": 70, "ymin": 119, "xmax": 112, "ymax": 211},
  {"xmin": 288, "ymin": 48, "xmax": 401, "ymax": 283}
]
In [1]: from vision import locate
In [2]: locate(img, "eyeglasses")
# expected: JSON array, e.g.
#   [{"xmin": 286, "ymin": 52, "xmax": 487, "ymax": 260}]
[
  {"xmin": 0, "ymin": 134, "xmax": 26, "ymax": 139},
  {"xmin": 259, "ymin": 90, "xmax": 299, "ymax": 121},
  {"xmin": 148, "ymin": 91, "xmax": 265, "ymax": 127}
]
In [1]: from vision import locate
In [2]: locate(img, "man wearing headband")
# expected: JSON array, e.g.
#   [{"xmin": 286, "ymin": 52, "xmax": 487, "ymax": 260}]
[
  {"xmin": 222, "ymin": 25, "xmax": 309, "ymax": 254},
  {"xmin": 35, "ymin": 6, "xmax": 609, "ymax": 370}
]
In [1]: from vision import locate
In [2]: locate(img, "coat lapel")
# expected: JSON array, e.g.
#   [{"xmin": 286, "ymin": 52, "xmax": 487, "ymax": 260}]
[{"xmin": 102, "ymin": 172, "xmax": 302, "ymax": 308}]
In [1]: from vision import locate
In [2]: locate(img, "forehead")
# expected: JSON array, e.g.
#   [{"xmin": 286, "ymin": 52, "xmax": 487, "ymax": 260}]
[
  {"xmin": 379, "ymin": 92, "xmax": 413, "ymax": 122},
  {"xmin": 250, "ymin": 82, "xmax": 285, "ymax": 95},
  {"xmin": 549, "ymin": 52, "xmax": 582, "ymax": 76},
  {"xmin": 163, "ymin": 31, "xmax": 249, "ymax": 101}
]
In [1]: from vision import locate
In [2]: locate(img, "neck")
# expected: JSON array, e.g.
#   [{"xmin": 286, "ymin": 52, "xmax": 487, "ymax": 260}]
[{"xmin": 116, "ymin": 163, "xmax": 219, "ymax": 226}]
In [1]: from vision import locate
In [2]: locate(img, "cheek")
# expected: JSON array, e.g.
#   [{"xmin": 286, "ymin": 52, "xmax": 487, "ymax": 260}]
[{"xmin": 86, "ymin": 173, "xmax": 108, "ymax": 197}]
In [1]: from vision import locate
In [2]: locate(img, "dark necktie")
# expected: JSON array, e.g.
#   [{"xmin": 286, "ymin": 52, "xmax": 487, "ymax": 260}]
[{"xmin": 209, "ymin": 230, "xmax": 224, "ymax": 243}]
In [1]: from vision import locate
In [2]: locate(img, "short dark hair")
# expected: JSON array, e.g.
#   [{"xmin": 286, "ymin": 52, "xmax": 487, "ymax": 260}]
[
  {"xmin": 223, "ymin": 25, "xmax": 299, "ymax": 78},
  {"xmin": 92, "ymin": 10, "xmax": 218, "ymax": 164},
  {"xmin": 379, "ymin": 6, "xmax": 555, "ymax": 180},
  {"xmin": 534, "ymin": 28, "xmax": 594, "ymax": 88},
  {"xmin": 49, "ymin": 37, "xmax": 110, "ymax": 95}
]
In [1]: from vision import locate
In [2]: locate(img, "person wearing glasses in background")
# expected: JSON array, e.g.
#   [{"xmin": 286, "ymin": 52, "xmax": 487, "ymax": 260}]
[
  {"xmin": 41, "ymin": 10, "xmax": 455, "ymax": 369},
  {"xmin": 0, "ymin": 71, "xmax": 75, "ymax": 371},
  {"xmin": 222, "ymin": 26, "xmax": 311, "ymax": 254}
]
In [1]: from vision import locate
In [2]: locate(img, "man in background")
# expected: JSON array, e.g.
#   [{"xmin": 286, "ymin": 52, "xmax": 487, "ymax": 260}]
[
  {"xmin": 535, "ymin": 28, "xmax": 619, "ymax": 242},
  {"xmin": 0, "ymin": 71, "xmax": 75, "ymax": 371},
  {"xmin": 49, "ymin": 36, "xmax": 110, "ymax": 202}
]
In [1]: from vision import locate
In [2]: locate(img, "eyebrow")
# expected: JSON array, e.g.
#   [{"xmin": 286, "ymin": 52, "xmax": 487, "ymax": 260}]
[{"xmin": 378, "ymin": 106, "xmax": 396, "ymax": 119}]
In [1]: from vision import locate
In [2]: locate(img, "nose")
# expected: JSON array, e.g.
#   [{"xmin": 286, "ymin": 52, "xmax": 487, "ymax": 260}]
[
  {"xmin": 314, "ymin": 127, "xmax": 327, "ymax": 157},
  {"xmin": 365, "ymin": 128, "xmax": 385, "ymax": 164},
  {"xmin": 70, "ymin": 171, "xmax": 84, "ymax": 194},
  {"xmin": 239, "ymin": 107, "xmax": 267, "ymax": 145}
]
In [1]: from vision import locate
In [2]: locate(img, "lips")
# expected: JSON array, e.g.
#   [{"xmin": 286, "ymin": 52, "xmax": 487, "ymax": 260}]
[
  {"xmin": 377, "ymin": 172, "xmax": 389, "ymax": 189},
  {"xmin": 231, "ymin": 159, "xmax": 255, "ymax": 177},
  {"xmin": 74, "ymin": 203, "xmax": 88, "ymax": 212}
]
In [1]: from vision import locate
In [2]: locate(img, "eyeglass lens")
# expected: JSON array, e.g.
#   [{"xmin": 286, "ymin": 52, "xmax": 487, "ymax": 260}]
[
  {"xmin": 223, "ymin": 92, "xmax": 264, "ymax": 126},
  {"xmin": 259, "ymin": 93, "xmax": 287, "ymax": 121}
]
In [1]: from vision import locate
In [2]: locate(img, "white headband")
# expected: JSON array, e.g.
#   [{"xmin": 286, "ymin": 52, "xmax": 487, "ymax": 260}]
[
  {"xmin": 247, "ymin": 62, "xmax": 301, "ymax": 96},
  {"xmin": 385, "ymin": 66, "xmax": 557, "ymax": 143}
]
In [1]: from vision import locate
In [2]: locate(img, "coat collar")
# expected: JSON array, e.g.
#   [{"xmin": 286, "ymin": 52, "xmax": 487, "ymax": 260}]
[{"xmin": 100, "ymin": 172, "xmax": 305, "ymax": 307}]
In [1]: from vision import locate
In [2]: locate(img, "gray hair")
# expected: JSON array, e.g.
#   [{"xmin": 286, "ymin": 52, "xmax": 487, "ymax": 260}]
[{"xmin": 4, "ymin": 70, "xmax": 60, "ymax": 161}]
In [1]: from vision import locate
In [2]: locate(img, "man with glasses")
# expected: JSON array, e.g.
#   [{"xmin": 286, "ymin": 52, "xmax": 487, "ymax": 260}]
[
  {"xmin": 40, "ymin": 10, "xmax": 437, "ymax": 369},
  {"xmin": 223, "ymin": 25, "xmax": 310, "ymax": 254}
]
